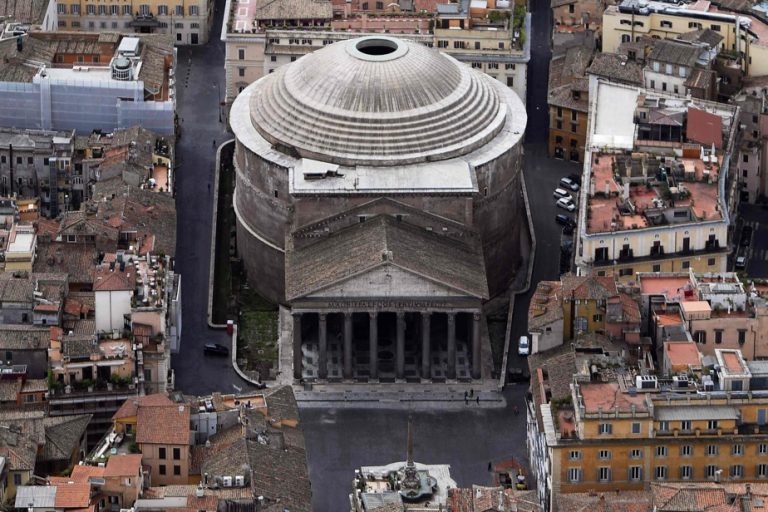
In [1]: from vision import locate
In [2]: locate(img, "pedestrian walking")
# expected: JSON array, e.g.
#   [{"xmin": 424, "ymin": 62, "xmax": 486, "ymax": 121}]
[
  {"xmin": 513, "ymin": 405, "xmax": 519, "ymax": 415},
  {"xmin": 207, "ymin": 183, "xmax": 211, "ymax": 192},
  {"xmin": 476, "ymin": 396, "xmax": 480, "ymax": 405},
  {"xmin": 212, "ymin": 139, "xmax": 216, "ymax": 148}
]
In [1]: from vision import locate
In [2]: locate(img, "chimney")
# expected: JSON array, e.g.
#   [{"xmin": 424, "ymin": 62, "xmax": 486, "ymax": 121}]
[
  {"xmin": 623, "ymin": 182, "xmax": 630, "ymax": 200},
  {"xmin": 590, "ymin": 177, "xmax": 596, "ymax": 197},
  {"xmin": 605, "ymin": 180, "xmax": 610, "ymax": 196}
]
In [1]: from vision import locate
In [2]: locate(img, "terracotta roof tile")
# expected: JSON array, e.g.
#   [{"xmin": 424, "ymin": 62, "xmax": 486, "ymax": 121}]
[
  {"xmin": 136, "ymin": 404, "xmax": 190, "ymax": 445},
  {"xmin": 113, "ymin": 393, "xmax": 173, "ymax": 420},
  {"xmin": 53, "ymin": 481, "xmax": 91, "ymax": 508},
  {"xmin": 103, "ymin": 454, "xmax": 142, "ymax": 477},
  {"xmin": 70, "ymin": 465, "xmax": 105, "ymax": 482}
]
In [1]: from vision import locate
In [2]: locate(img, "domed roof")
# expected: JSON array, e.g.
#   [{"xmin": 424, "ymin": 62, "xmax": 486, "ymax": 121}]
[{"xmin": 248, "ymin": 36, "xmax": 509, "ymax": 166}]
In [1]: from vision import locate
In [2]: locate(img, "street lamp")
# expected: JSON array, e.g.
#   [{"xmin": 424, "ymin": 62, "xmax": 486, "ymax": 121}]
[{"xmin": 213, "ymin": 81, "xmax": 222, "ymax": 123}]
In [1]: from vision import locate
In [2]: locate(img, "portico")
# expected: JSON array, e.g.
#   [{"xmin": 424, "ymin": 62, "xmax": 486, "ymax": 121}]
[
  {"xmin": 285, "ymin": 215, "xmax": 490, "ymax": 383},
  {"xmin": 291, "ymin": 302, "xmax": 484, "ymax": 382}
]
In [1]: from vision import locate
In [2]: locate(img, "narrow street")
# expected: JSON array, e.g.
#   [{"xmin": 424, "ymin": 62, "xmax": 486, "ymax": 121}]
[
  {"xmin": 171, "ymin": 0, "xmax": 253, "ymax": 395},
  {"xmin": 505, "ymin": 0, "xmax": 581, "ymax": 374}
]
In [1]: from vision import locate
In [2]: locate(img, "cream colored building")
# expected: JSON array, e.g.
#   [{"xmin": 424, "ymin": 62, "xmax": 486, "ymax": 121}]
[
  {"xmin": 603, "ymin": 0, "xmax": 768, "ymax": 77},
  {"xmin": 57, "ymin": 0, "xmax": 213, "ymax": 44},
  {"xmin": 575, "ymin": 79, "xmax": 739, "ymax": 280}
]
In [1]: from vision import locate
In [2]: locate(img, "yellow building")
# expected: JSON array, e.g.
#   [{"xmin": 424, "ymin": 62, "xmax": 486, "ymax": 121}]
[
  {"xmin": 57, "ymin": 0, "xmax": 213, "ymax": 45},
  {"xmin": 575, "ymin": 81, "xmax": 736, "ymax": 281},
  {"xmin": 602, "ymin": 1, "xmax": 768, "ymax": 77}
]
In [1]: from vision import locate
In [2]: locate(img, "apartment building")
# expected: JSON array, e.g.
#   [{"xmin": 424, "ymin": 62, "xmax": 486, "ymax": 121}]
[
  {"xmin": 574, "ymin": 80, "xmax": 738, "ymax": 280},
  {"xmin": 548, "ymin": 45, "xmax": 593, "ymax": 162},
  {"xmin": 57, "ymin": 0, "xmax": 213, "ymax": 44},
  {"xmin": 603, "ymin": 0, "xmax": 768, "ymax": 77},
  {"xmin": 529, "ymin": 340, "xmax": 768, "ymax": 508},
  {"xmin": 643, "ymin": 38, "xmax": 718, "ymax": 100},
  {"xmin": 433, "ymin": 1, "xmax": 530, "ymax": 103},
  {"xmin": 552, "ymin": 0, "xmax": 605, "ymax": 34},
  {"xmin": 0, "ymin": 0, "xmax": 58, "ymax": 39}
]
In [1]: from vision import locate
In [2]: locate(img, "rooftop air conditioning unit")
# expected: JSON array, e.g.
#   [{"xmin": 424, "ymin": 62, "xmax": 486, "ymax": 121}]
[
  {"xmin": 636, "ymin": 375, "xmax": 658, "ymax": 389},
  {"xmin": 222, "ymin": 476, "xmax": 233, "ymax": 487},
  {"xmin": 235, "ymin": 475, "xmax": 245, "ymax": 487}
]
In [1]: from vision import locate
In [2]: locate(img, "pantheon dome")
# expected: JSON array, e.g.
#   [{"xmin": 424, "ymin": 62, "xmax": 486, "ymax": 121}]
[{"xmin": 230, "ymin": 35, "xmax": 527, "ymax": 309}]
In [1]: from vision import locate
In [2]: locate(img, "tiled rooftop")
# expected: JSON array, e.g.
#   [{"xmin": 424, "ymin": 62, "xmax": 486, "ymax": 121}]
[
  {"xmin": 579, "ymin": 382, "xmax": 648, "ymax": 413},
  {"xmin": 664, "ymin": 341, "xmax": 701, "ymax": 367}
]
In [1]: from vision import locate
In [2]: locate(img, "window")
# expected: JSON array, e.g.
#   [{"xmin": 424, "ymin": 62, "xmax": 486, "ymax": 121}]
[
  {"xmin": 139, "ymin": 4, "xmax": 150, "ymax": 15},
  {"xmin": 629, "ymin": 466, "xmax": 643, "ymax": 481},
  {"xmin": 505, "ymin": 63, "xmax": 516, "ymax": 70},
  {"xmin": 592, "ymin": 314, "xmax": 603, "ymax": 322},
  {"xmin": 556, "ymin": 120, "xmax": 563, "ymax": 130},
  {"xmin": 475, "ymin": 41, "xmax": 481, "ymax": 50},
  {"xmin": 72, "ymin": 4, "xmax": 80, "ymax": 14},
  {"xmin": 599, "ymin": 423, "xmax": 612, "ymax": 435},
  {"xmin": 238, "ymin": 67, "xmax": 245, "ymax": 77},
  {"xmin": 571, "ymin": 111, "xmax": 578, "ymax": 122},
  {"xmin": 499, "ymin": 42, "xmax": 505, "ymax": 49},
  {"xmin": 123, "ymin": 5, "xmax": 131, "ymax": 15},
  {"xmin": 13, "ymin": 473, "xmax": 21, "ymax": 486},
  {"xmin": 89, "ymin": 20, "xmax": 95, "ymax": 27},
  {"xmin": 453, "ymin": 41, "xmax": 465, "ymax": 49},
  {"xmin": 707, "ymin": 257, "xmax": 716, "ymax": 266},
  {"xmin": 173, "ymin": 465, "xmax": 181, "ymax": 475},
  {"xmin": 437, "ymin": 40, "xmax": 447, "ymax": 48},
  {"xmin": 598, "ymin": 467, "xmax": 611, "ymax": 482},
  {"xmin": 569, "ymin": 450, "xmax": 582, "ymax": 460},
  {"xmin": 176, "ymin": 5, "xmax": 184, "ymax": 15},
  {"xmin": 111, "ymin": 5, "xmax": 119, "ymax": 15},
  {"xmin": 731, "ymin": 465, "xmax": 744, "ymax": 478},
  {"xmin": 173, "ymin": 447, "xmax": 181, "ymax": 460},
  {"xmin": 238, "ymin": 49, "xmax": 245, "ymax": 60},
  {"xmin": 711, "ymin": 24, "xmax": 721, "ymax": 31},
  {"xmin": 86, "ymin": 4, "xmax": 95, "ymax": 14},
  {"xmin": 159, "ymin": 464, "xmax": 166, "ymax": 475},
  {"xmin": 58, "ymin": 3, "xmax": 66, "ymax": 14},
  {"xmin": 733, "ymin": 444, "xmax": 744, "ymax": 456},
  {"xmin": 622, "ymin": 34, "xmax": 631, "ymax": 43},
  {"xmin": 680, "ymin": 445, "xmax": 692, "ymax": 457},
  {"xmin": 688, "ymin": 21, "xmax": 702, "ymax": 29},
  {"xmin": 632, "ymin": 422, "xmax": 641, "ymax": 434},
  {"xmin": 760, "ymin": 444, "xmax": 768, "ymax": 455},
  {"xmin": 27, "ymin": 156, "xmax": 32, "ymax": 165},
  {"xmin": 682, "ymin": 260, "xmax": 690, "ymax": 270},
  {"xmin": 655, "ymin": 466, "xmax": 668, "ymax": 480},
  {"xmin": 100, "ymin": 21, "xmax": 107, "ymax": 28},
  {"xmin": 158, "ymin": 5, "xmax": 168, "ymax": 15},
  {"xmin": 174, "ymin": 22, "xmax": 183, "ymax": 28},
  {"xmin": 620, "ymin": 19, "xmax": 632, "ymax": 25},
  {"xmin": 653, "ymin": 61, "xmax": 660, "ymax": 72},
  {"xmin": 759, "ymin": 464, "xmax": 768, "ymax": 478},
  {"xmin": 662, "ymin": 82, "xmax": 667, "ymax": 92},
  {"xmin": 112, "ymin": 21, "xmax": 118, "ymax": 28},
  {"xmin": 630, "ymin": 449, "xmax": 643, "ymax": 459},
  {"xmin": 270, "ymin": 56, "xmax": 277, "ymax": 62},
  {"xmin": 674, "ymin": 85, "xmax": 679, "ymax": 94},
  {"xmin": 650, "ymin": 79, "xmax": 656, "ymax": 89},
  {"xmin": 738, "ymin": 329, "xmax": 747, "ymax": 345},
  {"xmin": 569, "ymin": 3, "xmax": 575, "ymax": 12},
  {"xmin": 598, "ymin": 450, "xmax": 611, "ymax": 460},
  {"xmin": 656, "ymin": 446, "xmax": 668, "ymax": 457},
  {"xmin": 159, "ymin": 447, "xmax": 167, "ymax": 459},
  {"xmin": 680, "ymin": 465, "xmax": 693, "ymax": 479},
  {"xmin": 706, "ymin": 465, "xmax": 718, "ymax": 479},
  {"xmin": 568, "ymin": 468, "xmax": 582, "ymax": 483},
  {"xmin": 681, "ymin": 420, "xmax": 691, "ymax": 431},
  {"xmin": 659, "ymin": 420, "xmax": 669, "ymax": 432},
  {"xmin": 98, "ymin": 5, "xmax": 106, "ymax": 14},
  {"xmin": 661, "ymin": 20, "xmax": 672, "ymax": 28},
  {"xmin": 189, "ymin": 5, "xmax": 199, "ymax": 15},
  {"xmin": 707, "ymin": 444, "xmax": 719, "ymax": 456},
  {"xmin": 58, "ymin": 20, "xmax": 67, "ymax": 27},
  {"xmin": 665, "ymin": 63, "xmax": 672, "ymax": 74},
  {"xmin": 653, "ymin": 264, "xmax": 661, "ymax": 272},
  {"xmin": 471, "ymin": 62, "xmax": 482, "ymax": 69},
  {"xmin": 488, "ymin": 62, "xmax": 499, "ymax": 70}
]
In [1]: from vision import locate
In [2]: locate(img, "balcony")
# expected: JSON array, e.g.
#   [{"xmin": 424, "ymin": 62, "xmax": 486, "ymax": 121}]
[{"xmin": 130, "ymin": 13, "xmax": 160, "ymax": 28}]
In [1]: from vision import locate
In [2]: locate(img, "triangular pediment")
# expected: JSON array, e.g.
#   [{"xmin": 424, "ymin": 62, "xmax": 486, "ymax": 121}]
[{"xmin": 305, "ymin": 264, "xmax": 473, "ymax": 299}]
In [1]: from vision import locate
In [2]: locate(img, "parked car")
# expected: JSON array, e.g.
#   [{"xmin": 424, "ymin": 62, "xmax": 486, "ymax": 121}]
[
  {"xmin": 518, "ymin": 336, "xmax": 530, "ymax": 356},
  {"xmin": 203, "ymin": 343, "xmax": 229, "ymax": 356},
  {"xmin": 741, "ymin": 226, "xmax": 753, "ymax": 247},
  {"xmin": 555, "ymin": 214, "xmax": 576, "ymax": 227},
  {"xmin": 553, "ymin": 188, "xmax": 572, "ymax": 200},
  {"xmin": 556, "ymin": 197, "xmax": 576, "ymax": 211},
  {"xmin": 559, "ymin": 177, "xmax": 580, "ymax": 191},
  {"xmin": 507, "ymin": 366, "xmax": 530, "ymax": 383},
  {"xmin": 567, "ymin": 173, "xmax": 582, "ymax": 185},
  {"xmin": 736, "ymin": 255, "xmax": 747, "ymax": 269}
]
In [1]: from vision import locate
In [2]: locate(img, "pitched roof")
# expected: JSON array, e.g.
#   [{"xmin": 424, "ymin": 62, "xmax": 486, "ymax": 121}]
[
  {"xmin": 93, "ymin": 263, "xmax": 135, "ymax": 292},
  {"xmin": 677, "ymin": 28, "xmax": 724, "ymax": 48},
  {"xmin": 651, "ymin": 483, "xmax": 731, "ymax": 511},
  {"xmin": 34, "ymin": 242, "xmax": 98, "ymax": 285},
  {"xmin": 41, "ymin": 414, "xmax": 91, "ymax": 463},
  {"xmin": 285, "ymin": 215, "xmax": 488, "ymax": 300},
  {"xmin": 0, "ymin": 379, "xmax": 22, "ymax": 402},
  {"xmin": 136, "ymin": 404, "xmax": 190, "ymax": 445},
  {"xmin": 647, "ymin": 39, "xmax": 702, "ymax": 67},
  {"xmin": 560, "ymin": 274, "xmax": 617, "ymax": 300},
  {"xmin": 248, "ymin": 437, "xmax": 312, "ymax": 512},
  {"xmin": 113, "ymin": 393, "xmax": 173, "ymax": 420},
  {"xmin": 53, "ymin": 481, "xmax": 92, "ymax": 509},
  {"xmin": 70, "ymin": 464, "xmax": 106, "ymax": 482},
  {"xmin": 687, "ymin": 107, "xmax": 723, "ymax": 149},
  {"xmin": 528, "ymin": 281, "xmax": 564, "ymax": 331},
  {"xmin": 587, "ymin": 52, "xmax": 643, "ymax": 85},
  {"xmin": 555, "ymin": 491, "xmax": 652, "ymax": 512},
  {"xmin": 0, "ymin": 324, "xmax": 50, "ymax": 350},
  {"xmin": 104, "ymin": 454, "xmax": 142, "ymax": 477},
  {"xmin": 0, "ymin": 0, "xmax": 51, "ymax": 24}
]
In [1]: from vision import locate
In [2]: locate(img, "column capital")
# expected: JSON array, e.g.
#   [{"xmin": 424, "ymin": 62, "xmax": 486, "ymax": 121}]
[
  {"xmin": 473, "ymin": 311, "xmax": 481, "ymax": 321},
  {"xmin": 447, "ymin": 312, "xmax": 456, "ymax": 324},
  {"xmin": 291, "ymin": 311, "xmax": 302, "ymax": 318},
  {"xmin": 318, "ymin": 312, "xmax": 327, "ymax": 320},
  {"xmin": 344, "ymin": 311, "xmax": 353, "ymax": 318},
  {"xmin": 369, "ymin": 311, "xmax": 378, "ymax": 319},
  {"xmin": 396, "ymin": 311, "xmax": 405, "ymax": 318}
]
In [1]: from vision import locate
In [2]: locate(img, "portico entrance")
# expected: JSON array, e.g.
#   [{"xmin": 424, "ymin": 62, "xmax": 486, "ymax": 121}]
[{"xmin": 292, "ymin": 306, "xmax": 484, "ymax": 382}]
